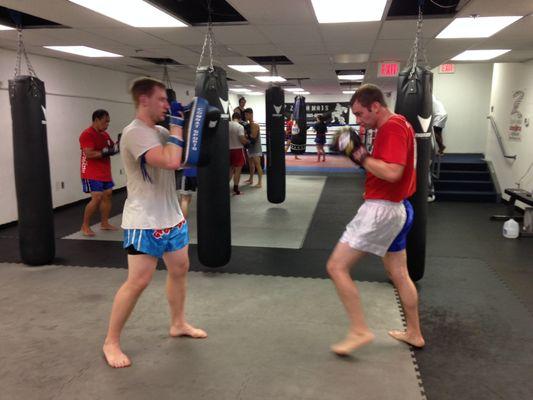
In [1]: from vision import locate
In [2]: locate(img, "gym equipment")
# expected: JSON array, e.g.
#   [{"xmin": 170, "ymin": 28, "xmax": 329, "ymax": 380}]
[
  {"xmin": 265, "ymin": 86, "xmax": 286, "ymax": 203},
  {"xmin": 394, "ymin": 5, "xmax": 432, "ymax": 281},
  {"xmin": 290, "ymin": 95, "xmax": 307, "ymax": 154},
  {"xmin": 195, "ymin": 66, "xmax": 231, "ymax": 268},
  {"xmin": 9, "ymin": 29, "xmax": 55, "ymax": 265}
]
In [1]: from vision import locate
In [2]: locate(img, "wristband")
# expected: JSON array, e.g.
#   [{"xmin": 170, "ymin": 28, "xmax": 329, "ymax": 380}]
[
  {"xmin": 169, "ymin": 115, "xmax": 184, "ymax": 127},
  {"xmin": 167, "ymin": 135, "xmax": 185, "ymax": 148}
]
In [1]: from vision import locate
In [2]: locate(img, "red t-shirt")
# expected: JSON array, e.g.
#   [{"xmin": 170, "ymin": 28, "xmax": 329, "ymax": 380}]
[
  {"xmin": 79, "ymin": 127, "xmax": 113, "ymax": 181},
  {"xmin": 364, "ymin": 115, "xmax": 416, "ymax": 202}
]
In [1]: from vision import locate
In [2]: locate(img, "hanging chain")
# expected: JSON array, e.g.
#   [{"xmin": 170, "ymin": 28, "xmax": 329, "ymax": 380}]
[
  {"xmin": 14, "ymin": 28, "xmax": 37, "ymax": 77},
  {"xmin": 162, "ymin": 64, "xmax": 172, "ymax": 88},
  {"xmin": 407, "ymin": 6, "xmax": 428, "ymax": 78},
  {"xmin": 197, "ymin": 0, "xmax": 215, "ymax": 72}
]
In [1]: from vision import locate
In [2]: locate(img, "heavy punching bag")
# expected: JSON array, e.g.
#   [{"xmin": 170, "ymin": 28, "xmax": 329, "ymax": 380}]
[
  {"xmin": 265, "ymin": 86, "xmax": 285, "ymax": 203},
  {"xmin": 195, "ymin": 66, "xmax": 231, "ymax": 267},
  {"xmin": 395, "ymin": 66, "xmax": 433, "ymax": 281},
  {"xmin": 290, "ymin": 95, "xmax": 307, "ymax": 154},
  {"xmin": 9, "ymin": 75, "xmax": 55, "ymax": 265}
]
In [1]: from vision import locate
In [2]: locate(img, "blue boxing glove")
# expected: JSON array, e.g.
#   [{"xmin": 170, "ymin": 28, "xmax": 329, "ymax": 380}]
[
  {"xmin": 169, "ymin": 100, "xmax": 185, "ymax": 127},
  {"xmin": 167, "ymin": 100, "xmax": 185, "ymax": 148}
]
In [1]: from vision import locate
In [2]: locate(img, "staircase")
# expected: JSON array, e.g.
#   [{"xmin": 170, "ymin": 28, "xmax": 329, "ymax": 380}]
[{"xmin": 435, "ymin": 153, "xmax": 499, "ymax": 202}]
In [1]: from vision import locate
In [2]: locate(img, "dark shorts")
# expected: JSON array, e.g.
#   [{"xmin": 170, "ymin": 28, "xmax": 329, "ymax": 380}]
[
  {"xmin": 123, "ymin": 220, "xmax": 189, "ymax": 258},
  {"xmin": 81, "ymin": 179, "xmax": 114, "ymax": 193},
  {"xmin": 176, "ymin": 170, "xmax": 197, "ymax": 195},
  {"xmin": 230, "ymin": 148, "xmax": 246, "ymax": 167},
  {"xmin": 388, "ymin": 199, "xmax": 414, "ymax": 252}
]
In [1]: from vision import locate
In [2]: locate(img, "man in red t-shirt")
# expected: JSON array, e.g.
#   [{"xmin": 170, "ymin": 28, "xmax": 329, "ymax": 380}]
[
  {"xmin": 79, "ymin": 109, "xmax": 119, "ymax": 236},
  {"xmin": 326, "ymin": 84, "xmax": 425, "ymax": 355}
]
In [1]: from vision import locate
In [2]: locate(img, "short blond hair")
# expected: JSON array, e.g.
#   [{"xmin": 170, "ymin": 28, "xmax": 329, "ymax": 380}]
[{"xmin": 130, "ymin": 77, "xmax": 166, "ymax": 107}]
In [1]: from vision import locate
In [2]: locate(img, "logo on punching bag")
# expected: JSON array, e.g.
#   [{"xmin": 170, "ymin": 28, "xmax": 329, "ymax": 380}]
[
  {"xmin": 416, "ymin": 115, "xmax": 432, "ymax": 138},
  {"xmin": 41, "ymin": 105, "xmax": 47, "ymax": 125},
  {"xmin": 273, "ymin": 104, "xmax": 282, "ymax": 117},
  {"xmin": 219, "ymin": 98, "xmax": 229, "ymax": 119}
]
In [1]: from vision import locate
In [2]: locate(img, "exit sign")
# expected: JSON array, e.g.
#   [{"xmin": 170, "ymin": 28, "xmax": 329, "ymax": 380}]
[
  {"xmin": 378, "ymin": 62, "xmax": 400, "ymax": 77},
  {"xmin": 439, "ymin": 64, "xmax": 455, "ymax": 74}
]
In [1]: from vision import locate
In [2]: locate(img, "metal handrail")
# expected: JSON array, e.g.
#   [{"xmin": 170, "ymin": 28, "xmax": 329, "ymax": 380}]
[{"xmin": 487, "ymin": 115, "xmax": 517, "ymax": 160}]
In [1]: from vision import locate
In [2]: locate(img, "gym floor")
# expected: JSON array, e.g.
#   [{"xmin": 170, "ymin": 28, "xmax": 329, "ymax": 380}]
[{"xmin": 0, "ymin": 166, "xmax": 532, "ymax": 400}]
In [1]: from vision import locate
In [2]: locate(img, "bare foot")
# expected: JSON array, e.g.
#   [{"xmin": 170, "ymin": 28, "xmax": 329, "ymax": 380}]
[
  {"xmin": 388, "ymin": 330, "xmax": 425, "ymax": 348},
  {"xmin": 81, "ymin": 226, "xmax": 95, "ymax": 237},
  {"xmin": 254, "ymin": 183, "xmax": 262, "ymax": 188},
  {"xmin": 331, "ymin": 331, "xmax": 375, "ymax": 356},
  {"xmin": 103, "ymin": 342, "xmax": 131, "ymax": 368},
  {"xmin": 101, "ymin": 223, "xmax": 118, "ymax": 231},
  {"xmin": 170, "ymin": 323, "xmax": 207, "ymax": 339}
]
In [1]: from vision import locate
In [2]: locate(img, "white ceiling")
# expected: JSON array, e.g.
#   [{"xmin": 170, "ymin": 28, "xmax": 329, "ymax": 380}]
[{"xmin": 0, "ymin": 0, "xmax": 532, "ymax": 94}]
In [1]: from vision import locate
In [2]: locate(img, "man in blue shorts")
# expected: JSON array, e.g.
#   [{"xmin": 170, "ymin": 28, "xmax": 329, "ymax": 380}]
[
  {"xmin": 79, "ymin": 109, "xmax": 120, "ymax": 236},
  {"xmin": 102, "ymin": 78, "xmax": 206, "ymax": 368}
]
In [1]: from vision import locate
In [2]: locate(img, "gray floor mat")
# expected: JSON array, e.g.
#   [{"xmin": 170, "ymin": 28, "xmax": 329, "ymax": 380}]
[
  {"xmin": 63, "ymin": 175, "xmax": 326, "ymax": 249},
  {"xmin": 0, "ymin": 263, "xmax": 424, "ymax": 400}
]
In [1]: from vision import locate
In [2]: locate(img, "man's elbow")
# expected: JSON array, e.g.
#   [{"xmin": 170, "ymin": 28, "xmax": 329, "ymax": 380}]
[
  {"xmin": 167, "ymin": 160, "xmax": 182, "ymax": 170},
  {"xmin": 386, "ymin": 171, "xmax": 403, "ymax": 183}
]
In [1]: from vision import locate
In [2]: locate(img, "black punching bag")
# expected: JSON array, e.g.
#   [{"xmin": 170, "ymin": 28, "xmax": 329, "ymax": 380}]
[
  {"xmin": 9, "ymin": 76, "xmax": 55, "ymax": 265},
  {"xmin": 395, "ymin": 66, "xmax": 433, "ymax": 281},
  {"xmin": 265, "ymin": 86, "xmax": 286, "ymax": 203},
  {"xmin": 162, "ymin": 88, "xmax": 177, "ymax": 130},
  {"xmin": 290, "ymin": 95, "xmax": 307, "ymax": 154},
  {"xmin": 195, "ymin": 66, "xmax": 231, "ymax": 267}
]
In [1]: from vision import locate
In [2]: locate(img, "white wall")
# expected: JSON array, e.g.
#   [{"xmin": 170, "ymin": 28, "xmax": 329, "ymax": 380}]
[
  {"xmin": 432, "ymin": 63, "xmax": 493, "ymax": 154},
  {"xmin": 0, "ymin": 48, "xmax": 193, "ymax": 224},
  {"xmin": 486, "ymin": 62, "xmax": 533, "ymax": 209},
  {"xmin": 228, "ymin": 92, "xmax": 357, "ymax": 124}
]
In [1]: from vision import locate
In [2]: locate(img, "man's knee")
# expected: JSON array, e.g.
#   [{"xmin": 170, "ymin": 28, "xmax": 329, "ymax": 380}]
[
  {"xmin": 168, "ymin": 260, "xmax": 189, "ymax": 278},
  {"xmin": 326, "ymin": 257, "xmax": 347, "ymax": 278},
  {"xmin": 90, "ymin": 192, "xmax": 104, "ymax": 203},
  {"xmin": 102, "ymin": 190, "xmax": 113, "ymax": 200},
  {"xmin": 127, "ymin": 274, "xmax": 153, "ymax": 292}
]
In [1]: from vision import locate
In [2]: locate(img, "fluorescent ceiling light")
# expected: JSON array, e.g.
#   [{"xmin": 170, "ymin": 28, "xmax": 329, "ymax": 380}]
[
  {"xmin": 451, "ymin": 49, "xmax": 511, "ymax": 61},
  {"xmin": 255, "ymin": 76, "xmax": 286, "ymax": 82},
  {"xmin": 298, "ymin": 91, "xmax": 310, "ymax": 95},
  {"xmin": 342, "ymin": 90, "xmax": 355, "ymax": 94},
  {"xmin": 0, "ymin": 24, "xmax": 15, "ymax": 30},
  {"xmin": 228, "ymin": 65, "xmax": 269, "ymax": 73},
  {"xmin": 311, "ymin": 0, "xmax": 387, "ymax": 23},
  {"xmin": 247, "ymin": 92, "xmax": 264, "ymax": 96},
  {"xmin": 44, "ymin": 46, "xmax": 123, "ymax": 58},
  {"xmin": 229, "ymin": 88, "xmax": 252, "ymax": 93},
  {"xmin": 437, "ymin": 16, "xmax": 521, "ymax": 39},
  {"xmin": 68, "ymin": 0, "xmax": 187, "ymax": 27},
  {"xmin": 338, "ymin": 74, "xmax": 365, "ymax": 81},
  {"xmin": 284, "ymin": 88, "xmax": 305, "ymax": 92}
]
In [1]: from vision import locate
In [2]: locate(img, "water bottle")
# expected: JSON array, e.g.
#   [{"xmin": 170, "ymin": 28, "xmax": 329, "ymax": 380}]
[{"xmin": 503, "ymin": 219, "xmax": 520, "ymax": 239}]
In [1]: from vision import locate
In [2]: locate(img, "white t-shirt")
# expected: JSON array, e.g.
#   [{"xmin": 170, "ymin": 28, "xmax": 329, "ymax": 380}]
[
  {"xmin": 120, "ymin": 119, "xmax": 184, "ymax": 229},
  {"xmin": 228, "ymin": 120, "xmax": 245, "ymax": 149},
  {"xmin": 432, "ymin": 96, "xmax": 448, "ymax": 128}
]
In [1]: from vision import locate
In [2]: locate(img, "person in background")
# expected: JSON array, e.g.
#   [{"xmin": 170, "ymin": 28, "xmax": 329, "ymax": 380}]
[
  {"xmin": 233, "ymin": 96, "xmax": 247, "ymax": 122},
  {"xmin": 432, "ymin": 95, "xmax": 447, "ymax": 155},
  {"xmin": 177, "ymin": 167, "xmax": 197, "ymax": 218},
  {"xmin": 243, "ymin": 108, "xmax": 263, "ymax": 188},
  {"xmin": 313, "ymin": 114, "xmax": 328, "ymax": 162},
  {"xmin": 229, "ymin": 112, "xmax": 248, "ymax": 195},
  {"xmin": 79, "ymin": 109, "xmax": 119, "ymax": 236}
]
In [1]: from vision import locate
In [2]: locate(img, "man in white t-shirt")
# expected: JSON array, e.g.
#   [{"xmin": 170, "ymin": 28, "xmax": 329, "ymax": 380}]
[
  {"xmin": 432, "ymin": 95, "xmax": 448, "ymax": 155},
  {"xmin": 102, "ymin": 77, "xmax": 206, "ymax": 369},
  {"xmin": 229, "ymin": 111, "xmax": 248, "ymax": 195}
]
